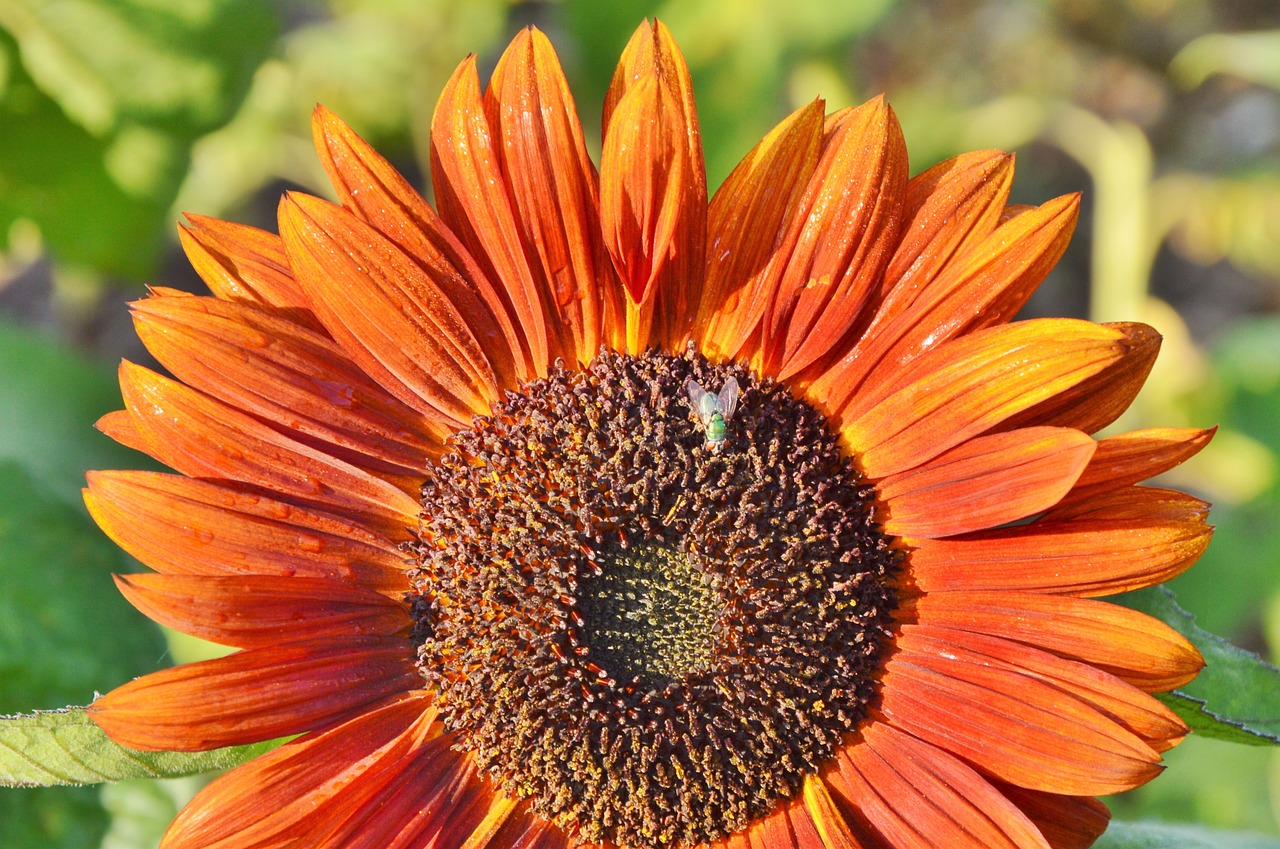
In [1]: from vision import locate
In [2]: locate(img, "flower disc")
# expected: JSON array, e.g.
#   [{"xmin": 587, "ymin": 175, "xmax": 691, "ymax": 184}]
[{"xmin": 410, "ymin": 350, "xmax": 901, "ymax": 846}]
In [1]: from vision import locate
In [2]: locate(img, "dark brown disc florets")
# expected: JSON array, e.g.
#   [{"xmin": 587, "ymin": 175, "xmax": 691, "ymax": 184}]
[{"xmin": 407, "ymin": 349, "xmax": 899, "ymax": 847}]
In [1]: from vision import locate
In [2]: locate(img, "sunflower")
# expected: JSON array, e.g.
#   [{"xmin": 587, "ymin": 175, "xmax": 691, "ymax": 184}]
[{"xmin": 84, "ymin": 20, "xmax": 1213, "ymax": 849}]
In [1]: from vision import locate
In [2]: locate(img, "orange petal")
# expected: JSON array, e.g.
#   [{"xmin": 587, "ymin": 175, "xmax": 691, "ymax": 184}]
[
  {"xmin": 1057, "ymin": 427, "xmax": 1216, "ymax": 507},
  {"xmin": 95, "ymin": 408, "xmax": 148, "ymax": 454},
  {"xmin": 801, "ymin": 774, "xmax": 871, "ymax": 849},
  {"xmin": 84, "ymin": 470, "xmax": 407, "ymax": 595},
  {"xmin": 90, "ymin": 636, "xmax": 419, "ymax": 751},
  {"xmin": 878, "ymin": 427, "xmax": 1095, "ymax": 538},
  {"xmin": 905, "ymin": 514, "xmax": 1212, "ymax": 597},
  {"xmin": 601, "ymin": 20, "xmax": 707, "ymax": 349},
  {"xmin": 843, "ymin": 319, "xmax": 1132, "ymax": 479},
  {"xmin": 131, "ymin": 293, "xmax": 445, "ymax": 480},
  {"xmin": 900, "ymin": 624, "xmax": 1188, "ymax": 752},
  {"xmin": 113, "ymin": 573, "xmax": 410, "ymax": 649},
  {"xmin": 159, "ymin": 693, "xmax": 436, "ymax": 848},
  {"xmin": 430, "ymin": 55, "xmax": 556, "ymax": 375},
  {"xmin": 115, "ymin": 361, "xmax": 420, "ymax": 535},
  {"xmin": 997, "ymin": 322, "xmax": 1161, "ymax": 434},
  {"xmin": 279, "ymin": 192, "xmax": 502, "ymax": 426},
  {"xmin": 332, "ymin": 744, "xmax": 499, "ymax": 849},
  {"xmin": 878, "ymin": 151, "xmax": 1016, "ymax": 314},
  {"xmin": 904, "ymin": 590, "xmax": 1205, "ymax": 692},
  {"xmin": 995, "ymin": 784, "xmax": 1110, "ymax": 849},
  {"xmin": 486, "ymin": 28, "xmax": 622, "ymax": 363},
  {"xmin": 879, "ymin": 636, "xmax": 1163, "ymax": 795},
  {"xmin": 819, "ymin": 194, "xmax": 1078, "ymax": 410},
  {"xmin": 696, "ymin": 100, "xmax": 825, "ymax": 360},
  {"xmin": 179, "ymin": 214, "xmax": 309, "ymax": 310},
  {"xmin": 760, "ymin": 99, "xmax": 909, "ymax": 380},
  {"xmin": 312, "ymin": 104, "xmax": 530, "ymax": 386},
  {"xmin": 1044, "ymin": 485, "xmax": 1211, "ymax": 524},
  {"xmin": 828, "ymin": 723, "xmax": 1050, "ymax": 849}
]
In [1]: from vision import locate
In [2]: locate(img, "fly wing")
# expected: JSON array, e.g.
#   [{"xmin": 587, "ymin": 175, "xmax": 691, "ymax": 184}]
[
  {"xmin": 717, "ymin": 377, "xmax": 740, "ymax": 422},
  {"xmin": 685, "ymin": 378, "xmax": 717, "ymax": 427}
]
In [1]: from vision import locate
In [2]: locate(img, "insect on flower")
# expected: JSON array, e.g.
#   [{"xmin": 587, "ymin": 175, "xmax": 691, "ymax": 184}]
[{"xmin": 685, "ymin": 376, "xmax": 740, "ymax": 452}]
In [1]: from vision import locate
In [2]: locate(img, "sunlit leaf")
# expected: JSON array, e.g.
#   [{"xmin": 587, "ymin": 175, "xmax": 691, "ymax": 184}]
[
  {"xmin": 1172, "ymin": 31, "xmax": 1280, "ymax": 91},
  {"xmin": 1121, "ymin": 587, "xmax": 1280, "ymax": 745},
  {"xmin": 0, "ymin": 0, "xmax": 276, "ymax": 278},
  {"xmin": 0, "ymin": 709, "xmax": 272, "ymax": 787}
]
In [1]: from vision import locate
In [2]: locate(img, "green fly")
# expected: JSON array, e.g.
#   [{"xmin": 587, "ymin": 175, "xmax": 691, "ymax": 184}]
[{"xmin": 685, "ymin": 376, "xmax": 740, "ymax": 452}]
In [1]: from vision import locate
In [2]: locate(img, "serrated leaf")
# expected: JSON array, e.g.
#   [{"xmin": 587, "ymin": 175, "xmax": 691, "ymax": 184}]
[
  {"xmin": 1121, "ymin": 587, "xmax": 1280, "ymax": 745},
  {"xmin": 0, "ymin": 708, "xmax": 274, "ymax": 787},
  {"xmin": 1097, "ymin": 821, "xmax": 1280, "ymax": 848}
]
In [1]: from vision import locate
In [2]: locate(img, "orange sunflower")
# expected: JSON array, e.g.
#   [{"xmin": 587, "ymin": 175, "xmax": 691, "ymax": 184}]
[{"xmin": 84, "ymin": 20, "xmax": 1214, "ymax": 849}]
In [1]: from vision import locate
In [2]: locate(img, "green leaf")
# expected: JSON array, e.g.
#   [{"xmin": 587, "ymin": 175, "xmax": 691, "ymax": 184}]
[
  {"xmin": 1097, "ymin": 821, "xmax": 1280, "ymax": 848},
  {"xmin": 0, "ymin": 0, "xmax": 277, "ymax": 278},
  {"xmin": 0, "ymin": 709, "xmax": 273, "ymax": 787},
  {"xmin": 1121, "ymin": 587, "xmax": 1280, "ymax": 745}
]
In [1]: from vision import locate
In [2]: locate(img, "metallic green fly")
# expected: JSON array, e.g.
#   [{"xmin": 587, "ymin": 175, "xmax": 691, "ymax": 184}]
[{"xmin": 685, "ymin": 377, "xmax": 740, "ymax": 452}]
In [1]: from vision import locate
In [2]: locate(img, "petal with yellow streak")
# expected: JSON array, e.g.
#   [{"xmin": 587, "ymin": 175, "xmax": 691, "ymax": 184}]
[{"xmin": 697, "ymin": 100, "xmax": 824, "ymax": 360}]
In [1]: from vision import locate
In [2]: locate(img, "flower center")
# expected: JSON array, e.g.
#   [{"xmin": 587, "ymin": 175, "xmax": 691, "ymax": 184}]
[
  {"xmin": 407, "ymin": 349, "xmax": 900, "ymax": 848},
  {"xmin": 579, "ymin": 543, "xmax": 721, "ymax": 688}
]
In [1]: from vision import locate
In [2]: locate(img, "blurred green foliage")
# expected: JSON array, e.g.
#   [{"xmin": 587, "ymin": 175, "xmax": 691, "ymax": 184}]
[{"xmin": 1, "ymin": 0, "xmax": 1279, "ymax": 846}]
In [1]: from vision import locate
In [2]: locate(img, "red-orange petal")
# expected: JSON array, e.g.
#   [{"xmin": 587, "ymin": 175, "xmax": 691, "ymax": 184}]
[
  {"xmin": 997, "ymin": 322, "xmax": 1162, "ymax": 434},
  {"xmin": 430, "ymin": 55, "xmax": 556, "ymax": 375},
  {"xmin": 84, "ymin": 470, "xmax": 407, "ymax": 595},
  {"xmin": 1044, "ymin": 485, "xmax": 1211, "ymax": 524},
  {"xmin": 905, "ymin": 590, "xmax": 1205, "ymax": 692},
  {"xmin": 178, "ymin": 214, "xmax": 309, "ymax": 310},
  {"xmin": 843, "ymin": 319, "xmax": 1132, "ymax": 479},
  {"xmin": 761, "ymin": 99, "xmax": 908, "ymax": 380},
  {"xmin": 115, "ymin": 361, "xmax": 420, "ymax": 535},
  {"xmin": 113, "ymin": 573, "xmax": 410, "ymax": 649},
  {"xmin": 279, "ymin": 192, "xmax": 502, "ymax": 426},
  {"xmin": 1057, "ymin": 427, "xmax": 1216, "ymax": 507},
  {"xmin": 878, "ymin": 151, "xmax": 1016, "ymax": 315},
  {"xmin": 899, "ymin": 624, "xmax": 1188, "ymax": 752},
  {"xmin": 904, "ymin": 514, "xmax": 1212, "ymax": 597},
  {"xmin": 995, "ymin": 784, "xmax": 1111, "ymax": 849},
  {"xmin": 697, "ymin": 100, "xmax": 825, "ymax": 360},
  {"xmin": 601, "ymin": 19, "xmax": 707, "ymax": 347},
  {"xmin": 159, "ymin": 693, "xmax": 435, "ymax": 848},
  {"xmin": 877, "ymin": 427, "xmax": 1095, "ymax": 538},
  {"xmin": 91, "ymin": 636, "xmax": 419, "ymax": 751},
  {"xmin": 820, "ymin": 194, "xmax": 1078, "ymax": 410},
  {"xmin": 486, "ymin": 27, "xmax": 620, "ymax": 364},
  {"xmin": 131, "ymin": 293, "xmax": 445, "ymax": 479},
  {"xmin": 879, "ymin": 635, "xmax": 1164, "ymax": 795},
  {"xmin": 311, "ymin": 104, "xmax": 529, "ymax": 387},
  {"xmin": 829, "ymin": 723, "xmax": 1050, "ymax": 848}
]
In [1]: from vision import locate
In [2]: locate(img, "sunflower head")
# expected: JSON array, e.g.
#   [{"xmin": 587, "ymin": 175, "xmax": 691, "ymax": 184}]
[{"xmin": 84, "ymin": 19, "xmax": 1211, "ymax": 849}]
